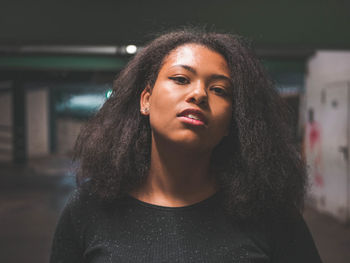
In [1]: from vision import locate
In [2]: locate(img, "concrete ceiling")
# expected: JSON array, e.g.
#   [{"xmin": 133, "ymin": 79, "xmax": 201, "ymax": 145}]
[{"xmin": 1, "ymin": 0, "xmax": 350, "ymax": 50}]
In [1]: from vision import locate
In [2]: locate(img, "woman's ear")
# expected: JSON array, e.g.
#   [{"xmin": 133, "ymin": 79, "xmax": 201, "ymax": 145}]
[{"xmin": 140, "ymin": 85, "xmax": 151, "ymax": 115}]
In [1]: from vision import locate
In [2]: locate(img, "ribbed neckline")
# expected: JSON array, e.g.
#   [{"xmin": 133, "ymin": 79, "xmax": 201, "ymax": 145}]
[{"xmin": 126, "ymin": 191, "xmax": 221, "ymax": 211}]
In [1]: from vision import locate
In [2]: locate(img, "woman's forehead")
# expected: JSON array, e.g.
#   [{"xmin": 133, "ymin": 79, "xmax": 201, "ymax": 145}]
[{"xmin": 160, "ymin": 44, "xmax": 230, "ymax": 75}]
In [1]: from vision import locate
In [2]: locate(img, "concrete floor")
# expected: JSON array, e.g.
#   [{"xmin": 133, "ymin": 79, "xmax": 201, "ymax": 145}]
[{"xmin": 1, "ymin": 157, "xmax": 350, "ymax": 263}]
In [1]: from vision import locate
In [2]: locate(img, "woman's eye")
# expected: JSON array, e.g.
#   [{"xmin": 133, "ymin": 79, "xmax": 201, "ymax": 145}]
[
  {"xmin": 169, "ymin": 76, "xmax": 189, "ymax": 85},
  {"xmin": 210, "ymin": 86, "xmax": 227, "ymax": 96}
]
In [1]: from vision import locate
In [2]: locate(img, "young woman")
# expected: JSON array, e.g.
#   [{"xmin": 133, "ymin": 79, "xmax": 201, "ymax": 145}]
[{"xmin": 50, "ymin": 29, "xmax": 322, "ymax": 262}]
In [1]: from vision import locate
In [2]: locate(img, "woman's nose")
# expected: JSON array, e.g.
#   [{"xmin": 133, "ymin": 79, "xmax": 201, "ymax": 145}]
[{"xmin": 185, "ymin": 81, "xmax": 208, "ymax": 106}]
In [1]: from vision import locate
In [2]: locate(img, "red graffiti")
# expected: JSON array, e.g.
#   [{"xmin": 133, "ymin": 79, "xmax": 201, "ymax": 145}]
[
  {"xmin": 306, "ymin": 121, "xmax": 324, "ymax": 188},
  {"xmin": 309, "ymin": 123, "xmax": 320, "ymax": 151},
  {"xmin": 314, "ymin": 172, "xmax": 324, "ymax": 187}
]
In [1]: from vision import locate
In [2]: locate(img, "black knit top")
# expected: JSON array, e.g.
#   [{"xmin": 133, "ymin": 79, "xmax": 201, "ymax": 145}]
[{"xmin": 50, "ymin": 188, "xmax": 322, "ymax": 263}]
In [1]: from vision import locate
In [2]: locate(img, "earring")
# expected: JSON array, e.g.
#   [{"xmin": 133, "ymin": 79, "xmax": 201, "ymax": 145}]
[{"xmin": 141, "ymin": 107, "xmax": 149, "ymax": 114}]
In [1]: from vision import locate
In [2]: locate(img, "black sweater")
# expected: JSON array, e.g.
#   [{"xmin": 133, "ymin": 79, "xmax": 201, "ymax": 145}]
[{"xmin": 50, "ymin": 189, "xmax": 322, "ymax": 262}]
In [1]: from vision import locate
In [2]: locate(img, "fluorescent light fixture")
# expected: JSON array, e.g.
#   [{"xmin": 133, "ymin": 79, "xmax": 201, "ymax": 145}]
[
  {"xmin": 20, "ymin": 46, "xmax": 118, "ymax": 55},
  {"xmin": 68, "ymin": 94, "xmax": 106, "ymax": 109}
]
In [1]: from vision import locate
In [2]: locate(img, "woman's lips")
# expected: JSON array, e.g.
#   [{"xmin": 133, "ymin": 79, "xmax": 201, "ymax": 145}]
[
  {"xmin": 177, "ymin": 116, "xmax": 206, "ymax": 126},
  {"xmin": 177, "ymin": 108, "xmax": 207, "ymax": 127}
]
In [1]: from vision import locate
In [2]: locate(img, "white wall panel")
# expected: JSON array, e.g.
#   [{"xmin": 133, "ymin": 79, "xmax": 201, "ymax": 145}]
[{"xmin": 305, "ymin": 51, "xmax": 350, "ymax": 223}]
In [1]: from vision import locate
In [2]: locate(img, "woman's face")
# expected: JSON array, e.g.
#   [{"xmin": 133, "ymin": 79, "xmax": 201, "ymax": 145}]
[{"xmin": 140, "ymin": 43, "xmax": 233, "ymax": 152}]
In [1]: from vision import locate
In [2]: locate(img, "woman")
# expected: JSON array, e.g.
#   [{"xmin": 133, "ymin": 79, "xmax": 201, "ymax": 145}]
[{"xmin": 50, "ymin": 29, "xmax": 322, "ymax": 262}]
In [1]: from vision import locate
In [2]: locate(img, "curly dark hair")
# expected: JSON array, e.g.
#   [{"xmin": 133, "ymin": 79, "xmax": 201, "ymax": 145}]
[{"xmin": 74, "ymin": 28, "xmax": 307, "ymax": 221}]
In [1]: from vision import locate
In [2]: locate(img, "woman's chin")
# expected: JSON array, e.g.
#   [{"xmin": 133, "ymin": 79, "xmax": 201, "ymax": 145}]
[{"xmin": 161, "ymin": 135, "xmax": 214, "ymax": 152}]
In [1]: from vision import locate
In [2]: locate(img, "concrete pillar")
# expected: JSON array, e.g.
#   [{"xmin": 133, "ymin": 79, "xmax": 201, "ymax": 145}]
[
  {"xmin": 0, "ymin": 81, "xmax": 13, "ymax": 162},
  {"xmin": 26, "ymin": 87, "xmax": 50, "ymax": 158}
]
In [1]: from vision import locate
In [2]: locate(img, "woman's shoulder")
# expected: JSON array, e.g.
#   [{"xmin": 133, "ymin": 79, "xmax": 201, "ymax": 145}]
[
  {"xmin": 61, "ymin": 186, "xmax": 97, "ymax": 219},
  {"xmin": 63, "ymin": 181, "xmax": 121, "ymax": 219}
]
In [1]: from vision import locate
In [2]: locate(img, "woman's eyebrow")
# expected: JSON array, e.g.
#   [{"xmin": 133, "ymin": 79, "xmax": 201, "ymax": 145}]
[
  {"xmin": 170, "ymin": 64, "xmax": 196, "ymax": 74},
  {"xmin": 209, "ymin": 74, "xmax": 232, "ymax": 84},
  {"xmin": 170, "ymin": 65, "xmax": 232, "ymax": 83}
]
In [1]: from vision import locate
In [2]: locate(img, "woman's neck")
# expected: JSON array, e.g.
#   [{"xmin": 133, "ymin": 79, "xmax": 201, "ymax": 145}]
[{"xmin": 130, "ymin": 134, "xmax": 218, "ymax": 207}]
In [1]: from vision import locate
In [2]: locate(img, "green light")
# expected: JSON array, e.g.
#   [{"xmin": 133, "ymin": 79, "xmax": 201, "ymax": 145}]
[{"xmin": 106, "ymin": 89, "xmax": 113, "ymax": 98}]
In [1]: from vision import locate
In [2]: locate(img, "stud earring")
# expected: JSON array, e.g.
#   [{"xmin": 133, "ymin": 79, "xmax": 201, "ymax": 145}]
[{"xmin": 141, "ymin": 107, "xmax": 149, "ymax": 114}]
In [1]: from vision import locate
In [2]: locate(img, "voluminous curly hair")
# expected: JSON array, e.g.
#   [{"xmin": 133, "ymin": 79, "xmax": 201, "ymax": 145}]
[{"xmin": 74, "ymin": 28, "xmax": 307, "ymax": 221}]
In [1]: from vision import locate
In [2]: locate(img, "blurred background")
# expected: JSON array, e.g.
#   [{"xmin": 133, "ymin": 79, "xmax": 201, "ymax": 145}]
[{"xmin": 1, "ymin": 0, "xmax": 350, "ymax": 262}]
